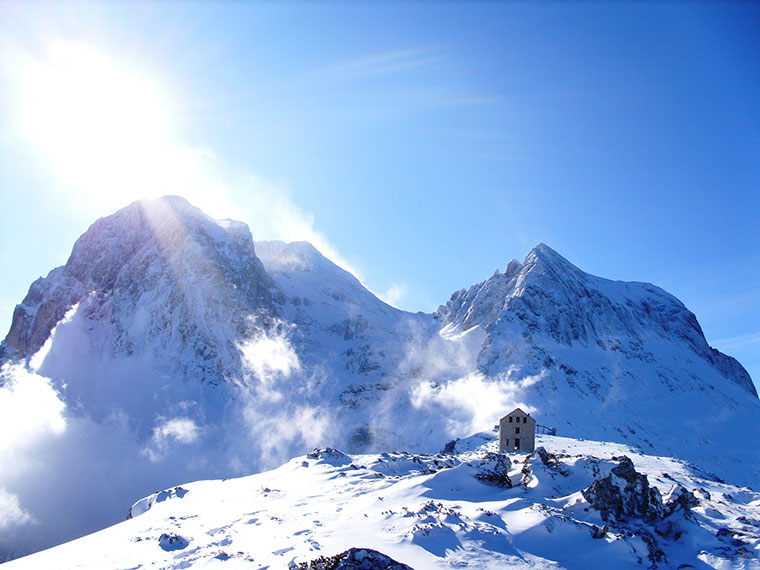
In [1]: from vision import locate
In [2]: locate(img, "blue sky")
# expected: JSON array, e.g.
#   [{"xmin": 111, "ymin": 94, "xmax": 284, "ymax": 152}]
[{"xmin": 0, "ymin": 2, "xmax": 758, "ymax": 387}]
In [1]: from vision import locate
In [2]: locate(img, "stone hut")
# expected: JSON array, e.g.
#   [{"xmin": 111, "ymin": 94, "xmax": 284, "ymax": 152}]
[{"xmin": 499, "ymin": 408, "xmax": 536, "ymax": 452}]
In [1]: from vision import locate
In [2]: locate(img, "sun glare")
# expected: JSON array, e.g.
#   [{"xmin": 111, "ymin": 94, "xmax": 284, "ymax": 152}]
[{"xmin": 16, "ymin": 43, "xmax": 172, "ymax": 206}]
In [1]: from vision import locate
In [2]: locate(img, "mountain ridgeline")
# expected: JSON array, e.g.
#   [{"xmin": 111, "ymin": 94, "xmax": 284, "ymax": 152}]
[{"xmin": 1, "ymin": 197, "xmax": 757, "ymax": 519}]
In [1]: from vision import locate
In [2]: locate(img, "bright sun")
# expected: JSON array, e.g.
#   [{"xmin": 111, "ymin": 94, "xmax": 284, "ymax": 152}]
[{"xmin": 16, "ymin": 43, "xmax": 173, "ymax": 206}]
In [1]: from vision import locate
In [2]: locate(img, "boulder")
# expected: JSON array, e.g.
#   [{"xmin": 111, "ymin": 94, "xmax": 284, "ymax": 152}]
[
  {"xmin": 582, "ymin": 456, "xmax": 664, "ymax": 522},
  {"xmin": 294, "ymin": 547, "xmax": 414, "ymax": 569}
]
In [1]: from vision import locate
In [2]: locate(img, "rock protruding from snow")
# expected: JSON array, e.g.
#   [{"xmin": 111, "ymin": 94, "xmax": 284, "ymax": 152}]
[
  {"xmin": 127, "ymin": 486, "xmax": 189, "ymax": 519},
  {"xmin": 582, "ymin": 456, "xmax": 665, "ymax": 522},
  {"xmin": 472, "ymin": 452, "xmax": 515, "ymax": 488},
  {"xmin": 158, "ymin": 533, "xmax": 189, "ymax": 551},
  {"xmin": 294, "ymin": 547, "xmax": 415, "ymax": 570},
  {"xmin": 307, "ymin": 448, "xmax": 353, "ymax": 467},
  {"xmin": 663, "ymin": 483, "xmax": 699, "ymax": 517}
]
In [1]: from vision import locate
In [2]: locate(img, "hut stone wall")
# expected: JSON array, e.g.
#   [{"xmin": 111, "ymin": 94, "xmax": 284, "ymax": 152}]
[{"xmin": 498, "ymin": 408, "xmax": 536, "ymax": 452}]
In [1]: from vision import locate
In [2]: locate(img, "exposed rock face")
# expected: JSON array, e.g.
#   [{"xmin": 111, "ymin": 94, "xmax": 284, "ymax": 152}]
[
  {"xmin": 663, "ymin": 483, "xmax": 699, "ymax": 517},
  {"xmin": 582, "ymin": 456, "xmax": 700, "ymax": 526},
  {"xmin": 294, "ymin": 548, "xmax": 414, "ymax": 570},
  {"xmin": 2, "ymin": 268, "xmax": 87, "ymax": 358},
  {"xmin": 473, "ymin": 452, "xmax": 515, "ymax": 488},
  {"xmin": 582, "ymin": 456, "xmax": 665, "ymax": 522},
  {"xmin": 1, "ymin": 196, "xmax": 275, "ymax": 385},
  {"xmin": 437, "ymin": 244, "xmax": 757, "ymax": 398},
  {"xmin": 307, "ymin": 448, "xmax": 354, "ymax": 467}
]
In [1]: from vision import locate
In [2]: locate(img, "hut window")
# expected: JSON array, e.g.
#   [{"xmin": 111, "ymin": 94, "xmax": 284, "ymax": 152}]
[
  {"xmin": 516, "ymin": 427, "xmax": 520, "ymax": 434},
  {"xmin": 523, "ymin": 417, "xmax": 527, "ymax": 423},
  {"xmin": 509, "ymin": 417, "xmax": 513, "ymax": 423}
]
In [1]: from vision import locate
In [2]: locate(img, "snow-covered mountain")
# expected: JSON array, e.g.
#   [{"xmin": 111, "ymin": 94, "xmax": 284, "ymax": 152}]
[
  {"xmin": 0, "ymin": 195, "xmax": 757, "ymax": 561},
  {"xmin": 434, "ymin": 243, "xmax": 759, "ymax": 486},
  {"xmin": 4, "ymin": 433, "xmax": 759, "ymax": 569},
  {"xmin": 1, "ymin": 196, "xmax": 276, "ymax": 426}
]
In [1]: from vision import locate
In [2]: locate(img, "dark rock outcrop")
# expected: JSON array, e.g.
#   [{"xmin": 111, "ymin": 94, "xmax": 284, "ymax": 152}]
[
  {"xmin": 473, "ymin": 453, "xmax": 514, "ymax": 488},
  {"xmin": 582, "ymin": 456, "xmax": 664, "ymax": 522},
  {"xmin": 307, "ymin": 448, "xmax": 353, "ymax": 467},
  {"xmin": 294, "ymin": 547, "xmax": 414, "ymax": 570},
  {"xmin": 663, "ymin": 483, "xmax": 699, "ymax": 517},
  {"xmin": 158, "ymin": 533, "xmax": 189, "ymax": 551}
]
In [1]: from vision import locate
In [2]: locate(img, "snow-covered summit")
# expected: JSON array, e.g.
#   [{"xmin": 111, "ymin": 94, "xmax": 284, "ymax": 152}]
[
  {"xmin": 0, "ymin": 195, "xmax": 279, "ymax": 432},
  {"xmin": 437, "ymin": 243, "xmax": 756, "ymax": 397},
  {"xmin": 256, "ymin": 240, "xmax": 332, "ymax": 273},
  {"xmin": 4, "ymin": 435, "xmax": 758, "ymax": 570},
  {"xmin": 2, "ymin": 196, "xmax": 274, "ymax": 362},
  {"xmin": 255, "ymin": 239, "xmax": 402, "ymax": 325}
]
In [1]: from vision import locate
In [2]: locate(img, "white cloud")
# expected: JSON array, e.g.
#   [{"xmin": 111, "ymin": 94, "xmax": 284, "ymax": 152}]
[
  {"xmin": 153, "ymin": 417, "xmax": 201, "ymax": 445},
  {"xmin": 241, "ymin": 404, "xmax": 332, "ymax": 469},
  {"xmin": 0, "ymin": 366, "xmax": 66, "ymax": 455},
  {"xmin": 379, "ymin": 282, "xmax": 407, "ymax": 307},
  {"xmin": 143, "ymin": 417, "xmax": 202, "ymax": 462},
  {"xmin": 411, "ymin": 372, "xmax": 537, "ymax": 437},
  {"xmin": 0, "ymin": 488, "xmax": 34, "ymax": 534},
  {"xmin": 235, "ymin": 326, "xmax": 336, "ymax": 468},
  {"xmin": 238, "ymin": 329, "xmax": 302, "ymax": 401}
]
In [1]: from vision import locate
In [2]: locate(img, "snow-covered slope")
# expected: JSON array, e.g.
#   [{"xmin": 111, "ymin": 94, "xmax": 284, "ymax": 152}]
[
  {"xmin": 433, "ymin": 243, "xmax": 760, "ymax": 488},
  {"xmin": 0, "ymin": 196, "xmax": 756, "ymax": 561},
  {"xmin": 438, "ymin": 243, "xmax": 754, "ymax": 395},
  {"xmin": 4, "ymin": 434, "xmax": 758, "ymax": 569},
  {"xmin": 254, "ymin": 239, "xmax": 427, "ymax": 404},
  {"xmin": 1, "ymin": 195, "xmax": 275, "ymax": 425}
]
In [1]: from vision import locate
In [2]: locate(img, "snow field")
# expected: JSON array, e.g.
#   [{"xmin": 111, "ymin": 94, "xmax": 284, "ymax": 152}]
[{"xmin": 4, "ymin": 434, "xmax": 758, "ymax": 570}]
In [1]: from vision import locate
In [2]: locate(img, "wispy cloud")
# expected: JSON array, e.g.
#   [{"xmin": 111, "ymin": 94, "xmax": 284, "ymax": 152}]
[
  {"xmin": 379, "ymin": 283, "xmax": 407, "ymax": 308},
  {"xmin": 143, "ymin": 417, "xmax": 202, "ymax": 463},
  {"xmin": 711, "ymin": 331, "xmax": 760, "ymax": 352},
  {"xmin": 320, "ymin": 47, "xmax": 444, "ymax": 81},
  {"xmin": 227, "ymin": 168, "xmax": 366, "ymax": 283}
]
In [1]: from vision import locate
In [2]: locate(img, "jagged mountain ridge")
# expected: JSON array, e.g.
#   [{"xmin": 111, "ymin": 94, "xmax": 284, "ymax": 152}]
[
  {"xmin": 1, "ymin": 195, "xmax": 756, "ymax": 458},
  {"xmin": 0, "ymin": 195, "xmax": 758, "ymax": 560},
  {"xmin": 436, "ymin": 243, "xmax": 755, "ymax": 396}
]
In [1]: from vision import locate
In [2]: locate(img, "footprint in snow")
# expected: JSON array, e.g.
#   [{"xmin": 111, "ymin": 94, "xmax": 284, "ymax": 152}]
[{"xmin": 307, "ymin": 538, "xmax": 321, "ymax": 551}]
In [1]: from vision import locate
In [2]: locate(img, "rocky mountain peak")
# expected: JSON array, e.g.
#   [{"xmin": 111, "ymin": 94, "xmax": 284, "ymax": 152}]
[
  {"xmin": 255, "ymin": 240, "xmax": 327, "ymax": 273},
  {"xmin": 1, "ymin": 196, "xmax": 275, "ymax": 370}
]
